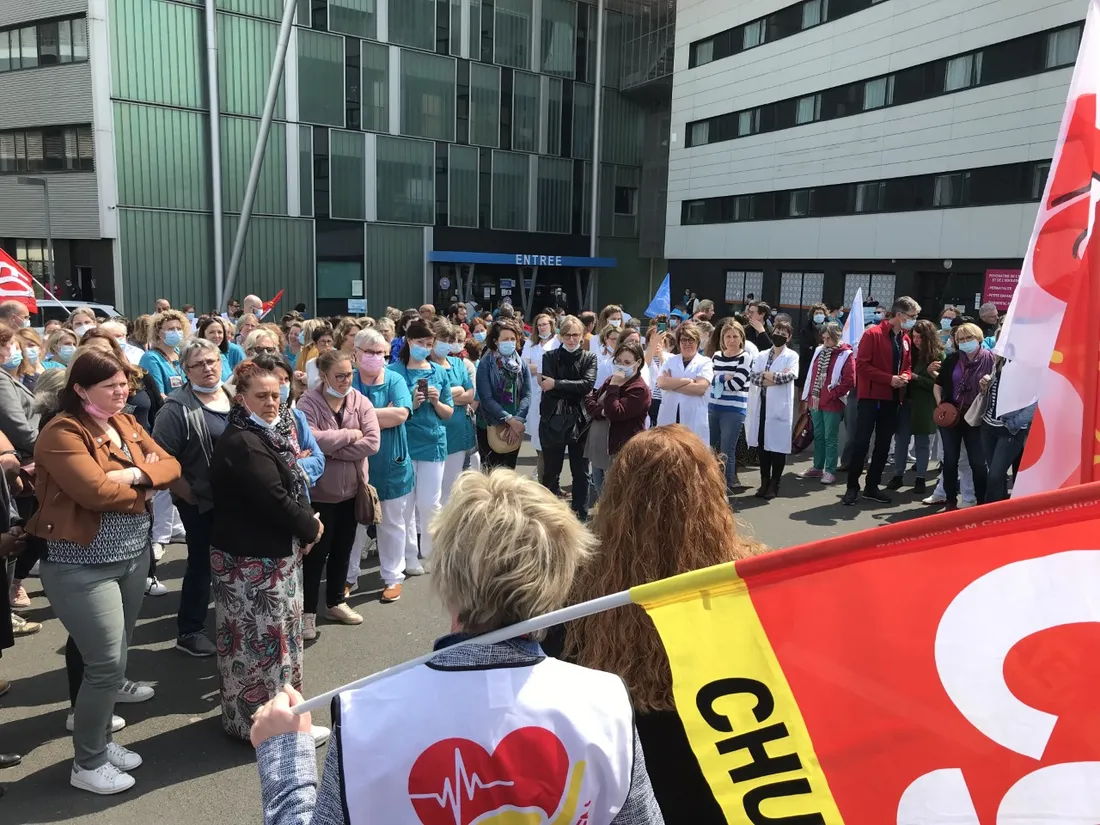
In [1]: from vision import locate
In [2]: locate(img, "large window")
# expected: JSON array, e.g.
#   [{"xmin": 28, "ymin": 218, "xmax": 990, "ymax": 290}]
[
  {"xmin": 328, "ymin": 0, "xmax": 377, "ymax": 39},
  {"xmin": 536, "ymin": 156, "xmax": 571, "ymax": 233},
  {"xmin": 449, "ymin": 145, "xmax": 479, "ymax": 227},
  {"xmin": 329, "ymin": 130, "xmax": 365, "ymax": 220},
  {"xmin": 572, "ymin": 82, "xmax": 594, "ymax": 160},
  {"xmin": 545, "ymin": 77, "xmax": 563, "ymax": 155},
  {"xmin": 0, "ymin": 125, "xmax": 93, "ymax": 172},
  {"xmin": 377, "ymin": 136, "xmax": 435, "ymax": 224},
  {"xmin": 680, "ymin": 159, "xmax": 1051, "ymax": 226},
  {"xmin": 390, "ymin": 0, "xmax": 436, "ymax": 51},
  {"xmin": 298, "ymin": 30, "xmax": 345, "ymax": 127},
  {"xmin": 541, "ymin": 0, "xmax": 576, "ymax": 78},
  {"xmin": 469, "ymin": 62, "xmax": 501, "ymax": 147},
  {"xmin": 512, "ymin": 71, "xmax": 540, "ymax": 153},
  {"xmin": 0, "ymin": 16, "xmax": 87, "ymax": 72},
  {"xmin": 401, "ymin": 51, "xmax": 456, "ymax": 142},
  {"xmin": 492, "ymin": 150, "xmax": 530, "ymax": 230},
  {"xmin": 686, "ymin": 22, "xmax": 1084, "ymax": 149},
  {"xmin": 495, "ymin": 0, "xmax": 533, "ymax": 70},
  {"xmin": 361, "ymin": 41, "xmax": 389, "ymax": 133}
]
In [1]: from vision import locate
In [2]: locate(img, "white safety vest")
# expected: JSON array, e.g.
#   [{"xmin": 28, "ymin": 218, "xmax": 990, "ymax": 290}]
[{"xmin": 339, "ymin": 657, "xmax": 636, "ymax": 825}]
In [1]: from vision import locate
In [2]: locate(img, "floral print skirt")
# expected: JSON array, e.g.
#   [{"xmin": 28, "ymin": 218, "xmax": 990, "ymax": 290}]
[{"xmin": 210, "ymin": 547, "xmax": 303, "ymax": 741}]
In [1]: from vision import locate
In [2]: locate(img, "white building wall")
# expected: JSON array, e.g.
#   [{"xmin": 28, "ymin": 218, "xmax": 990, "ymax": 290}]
[{"xmin": 666, "ymin": 0, "xmax": 1085, "ymax": 261}]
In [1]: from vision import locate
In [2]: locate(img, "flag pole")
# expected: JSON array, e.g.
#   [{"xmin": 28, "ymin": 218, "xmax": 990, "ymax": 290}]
[{"xmin": 1081, "ymin": 211, "xmax": 1100, "ymax": 484}]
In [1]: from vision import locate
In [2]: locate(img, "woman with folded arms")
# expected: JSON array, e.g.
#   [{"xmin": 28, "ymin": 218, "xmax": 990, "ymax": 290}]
[
  {"xmin": 429, "ymin": 319, "xmax": 475, "ymax": 504},
  {"xmin": 584, "ymin": 341, "xmax": 651, "ymax": 499}
]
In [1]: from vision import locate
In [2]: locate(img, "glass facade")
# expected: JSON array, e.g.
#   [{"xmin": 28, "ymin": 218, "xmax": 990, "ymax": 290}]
[
  {"xmin": 537, "ymin": 156, "xmax": 571, "ymax": 233},
  {"xmin": 361, "ymin": 41, "xmax": 389, "ymax": 133},
  {"xmin": 330, "ymin": 130, "xmax": 366, "ymax": 220},
  {"xmin": 390, "ymin": 0, "xmax": 435, "ymax": 51},
  {"xmin": 492, "ymin": 150, "xmax": 529, "ymax": 230},
  {"xmin": 377, "ymin": 136, "xmax": 435, "ymax": 224},
  {"xmin": 469, "ymin": 62, "xmax": 500, "ymax": 147},
  {"xmin": 401, "ymin": 51, "xmax": 456, "ymax": 141},
  {"xmin": 512, "ymin": 71, "xmax": 540, "ymax": 153},
  {"xmin": 298, "ymin": 29, "xmax": 345, "ymax": 126},
  {"xmin": 328, "ymin": 0, "xmax": 377, "ymax": 39},
  {"xmin": 449, "ymin": 145, "xmax": 479, "ymax": 227},
  {"xmin": 495, "ymin": 0, "xmax": 532, "ymax": 70}
]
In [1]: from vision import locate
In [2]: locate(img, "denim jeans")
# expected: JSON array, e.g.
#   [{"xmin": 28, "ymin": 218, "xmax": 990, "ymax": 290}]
[
  {"xmin": 981, "ymin": 423, "xmax": 1028, "ymax": 503},
  {"xmin": 709, "ymin": 406, "xmax": 746, "ymax": 489},
  {"xmin": 176, "ymin": 502, "xmax": 214, "ymax": 638},
  {"xmin": 892, "ymin": 403, "xmax": 931, "ymax": 478},
  {"xmin": 809, "ymin": 409, "xmax": 842, "ymax": 474}
]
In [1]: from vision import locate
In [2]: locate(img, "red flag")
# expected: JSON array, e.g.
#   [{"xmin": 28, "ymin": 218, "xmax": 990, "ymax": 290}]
[
  {"xmin": 995, "ymin": 0, "xmax": 1100, "ymax": 495},
  {"xmin": 0, "ymin": 248, "xmax": 38, "ymax": 313},
  {"xmin": 260, "ymin": 289, "xmax": 285, "ymax": 319}
]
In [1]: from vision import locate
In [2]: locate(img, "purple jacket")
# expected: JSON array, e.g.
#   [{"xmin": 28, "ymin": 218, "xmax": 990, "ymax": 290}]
[{"xmin": 297, "ymin": 387, "xmax": 381, "ymax": 504}]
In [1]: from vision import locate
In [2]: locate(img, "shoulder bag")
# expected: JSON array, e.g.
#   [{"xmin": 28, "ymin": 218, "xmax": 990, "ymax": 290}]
[{"xmin": 933, "ymin": 402, "xmax": 960, "ymax": 428}]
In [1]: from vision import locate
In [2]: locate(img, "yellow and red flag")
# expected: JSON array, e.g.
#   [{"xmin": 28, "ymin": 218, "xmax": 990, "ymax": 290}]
[{"xmin": 633, "ymin": 482, "xmax": 1100, "ymax": 824}]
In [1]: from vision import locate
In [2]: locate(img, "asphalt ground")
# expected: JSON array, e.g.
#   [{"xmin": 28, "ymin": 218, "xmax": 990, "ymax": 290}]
[{"xmin": 0, "ymin": 443, "xmax": 937, "ymax": 824}]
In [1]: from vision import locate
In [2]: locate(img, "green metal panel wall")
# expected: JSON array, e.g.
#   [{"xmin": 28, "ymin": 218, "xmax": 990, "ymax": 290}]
[
  {"xmin": 114, "ymin": 102, "xmax": 210, "ymax": 211},
  {"xmin": 221, "ymin": 216, "xmax": 315, "ymax": 314},
  {"xmin": 217, "ymin": 0, "xmax": 282, "ymax": 20},
  {"xmin": 118, "ymin": 209, "xmax": 214, "ymax": 312},
  {"xmin": 220, "ymin": 116, "xmax": 288, "ymax": 215},
  {"xmin": 365, "ymin": 224, "xmax": 423, "ymax": 312},
  {"xmin": 596, "ymin": 236, "xmax": 655, "ymax": 315},
  {"xmin": 110, "ymin": 0, "xmax": 204, "ymax": 110},
  {"xmin": 218, "ymin": 13, "xmax": 285, "ymax": 119},
  {"xmin": 601, "ymin": 89, "xmax": 644, "ymax": 167}
]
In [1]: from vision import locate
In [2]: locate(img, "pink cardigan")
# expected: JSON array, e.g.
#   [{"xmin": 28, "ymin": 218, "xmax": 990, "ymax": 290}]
[{"xmin": 297, "ymin": 387, "xmax": 381, "ymax": 504}]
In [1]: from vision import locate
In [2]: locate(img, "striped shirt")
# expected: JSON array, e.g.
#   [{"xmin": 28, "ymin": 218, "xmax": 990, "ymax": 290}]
[{"xmin": 709, "ymin": 351, "xmax": 753, "ymax": 411}]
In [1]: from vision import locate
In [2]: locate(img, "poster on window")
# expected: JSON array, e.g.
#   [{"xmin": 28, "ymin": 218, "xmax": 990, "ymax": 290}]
[{"xmin": 983, "ymin": 269, "xmax": 1022, "ymax": 312}]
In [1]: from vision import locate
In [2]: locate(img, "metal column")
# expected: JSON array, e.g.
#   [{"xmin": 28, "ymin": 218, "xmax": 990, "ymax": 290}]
[
  {"xmin": 205, "ymin": 0, "xmax": 225, "ymax": 307},
  {"xmin": 221, "ymin": 0, "xmax": 297, "ymax": 309},
  {"xmin": 41, "ymin": 180, "xmax": 56, "ymax": 298}
]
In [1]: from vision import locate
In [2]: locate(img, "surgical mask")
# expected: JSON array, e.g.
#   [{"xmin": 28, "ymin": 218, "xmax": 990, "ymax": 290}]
[
  {"xmin": 958, "ymin": 340, "xmax": 979, "ymax": 354},
  {"xmin": 771, "ymin": 335, "xmax": 789, "ymax": 347},
  {"xmin": 563, "ymin": 342, "xmax": 581, "ymax": 353},
  {"xmin": 360, "ymin": 353, "xmax": 385, "ymax": 373},
  {"xmin": 813, "ymin": 313, "xmax": 825, "ymax": 325},
  {"xmin": 3, "ymin": 351, "xmax": 22, "ymax": 370},
  {"xmin": 609, "ymin": 319, "xmax": 621, "ymax": 329},
  {"xmin": 539, "ymin": 328, "xmax": 553, "ymax": 340},
  {"xmin": 612, "ymin": 363, "xmax": 636, "ymax": 378},
  {"xmin": 164, "ymin": 330, "xmax": 184, "ymax": 348},
  {"xmin": 669, "ymin": 318, "xmax": 680, "ymax": 329},
  {"xmin": 249, "ymin": 411, "xmax": 277, "ymax": 430},
  {"xmin": 24, "ymin": 346, "xmax": 38, "ymax": 364},
  {"xmin": 298, "ymin": 330, "xmax": 306, "ymax": 345},
  {"xmin": 473, "ymin": 331, "xmax": 487, "ymax": 343},
  {"xmin": 902, "ymin": 319, "xmax": 916, "ymax": 330},
  {"xmin": 186, "ymin": 312, "xmax": 196, "ymax": 324},
  {"xmin": 325, "ymin": 384, "xmax": 351, "ymax": 399},
  {"xmin": 432, "ymin": 341, "xmax": 452, "ymax": 359},
  {"xmin": 497, "ymin": 341, "xmax": 516, "ymax": 357},
  {"xmin": 279, "ymin": 384, "xmax": 291, "ymax": 403},
  {"xmin": 192, "ymin": 379, "xmax": 222, "ymax": 394},
  {"xmin": 873, "ymin": 312, "xmax": 884, "ymax": 322},
  {"xmin": 409, "ymin": 344, "xmax": 432, "ymax": 361},
  {"xmin": 22, "ymin": 319, "xmax": 30, "ymax": 329},
  {"xmin": 74, "ymin": 324, "xmax": 94, "ymax": 338},
  {"xmin": 58, "ymin": 344, "xmax": 76, "ymax": 363},
  {"xmin": 450, "ymin": 342, "xmax": 464, "ymax": 354},
  {"xmin": 940, "ymin": 317, "xmax": 953, "ymax": 330},
  {"xmin": 83, "ymin": 400, "xmax": 117, "ymax": 419}
]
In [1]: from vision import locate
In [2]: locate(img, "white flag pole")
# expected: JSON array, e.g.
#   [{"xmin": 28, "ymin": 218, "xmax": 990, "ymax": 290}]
[{"xmin": 292, "ymin": 590, "xmax": 634, "ymax": 716}]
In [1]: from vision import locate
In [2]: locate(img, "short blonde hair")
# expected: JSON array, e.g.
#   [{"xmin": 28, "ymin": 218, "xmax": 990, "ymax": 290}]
[
  {"xmin": 558, "ymin": 315, "xmax": 584, "ymax": 336},
  {"xmin": 244, "ymin": 329, "xmax": 279, "ymax": 352},
  {"xmin": 431, "ymin": 470, "xmax": 596, "ymax": 637},
  {"xmin": 953, "ymin": 322, "xmax": 984, "ymax": 343},
  {"xmin": 375, "ymin": 317, "xmax": 396, "ymax": 339}
]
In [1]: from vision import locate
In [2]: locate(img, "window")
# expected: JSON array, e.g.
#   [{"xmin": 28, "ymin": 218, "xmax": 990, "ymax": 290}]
[
  {"xmin": 329, "ymin": 0, "xmax": 377, "ymax": 39},
  {"xmin": 1046, "ymin": 27, "xmax": 1081, "ymax": 68},
  {"xmin": 933, "ymin": 173, "xmax": 964, "ymax": 207},
  {"xmin": 376, "ymin": 136, "xmax": 435, "ymax": 224},
  {"xmin": 862, "ymin": 76, "xmax": 893, "ymax": 110},
  {"xmin": 496, "ymin": 0, "xmax": 533, "ymax": 70},
  {"xmin": 72, "ymin": 17, "xmax": 87, "ymax": 62},
  {"xmin": 743, "ymin": 20, "xmax": 764, "ymax": 49},
  {"xmin": 469, "ymin": 62, "xmax": 501, "ymax": 147},
  {"xmin": 298, "ymin": 30, "xmax": 345, "ymax": 127},
  {"xmin": 361, "ymin": 42, "xmax": 388, "ymax": 133},
  {"xmin": 390, "ymin": 0, "xmax": 435, "ymax": 50},
  {"xmin": 789, "ymin": 190, "xmax": 810, "ymax": 216},
  {"xmin": 614, "ymin": 185, "xmax": 637, "ymax": 215},
  {"xmin": 0, "ymin": 125, "xmax": 93, "ymax": 173},
  {"xmin": 37, "ymin": 21, "xmax": 60, "ymax": 65},
  {"xmin": 854, "ymin": 181, "xmax": 882, "ymax": 213},
  {"xmin": 401, "ymin": 51, "xmax": 456, "ymax": 142},
  {"xmin": 541, "ymin": 0, "xmax": 576, "ymax": 78},
  {"xmin": 19, "ymin": 27, "xmax": 37, "ymax": 69},
  {"xmin": 725, "ymin": 271, "xmax": 764, "ymax": 304},
  {"xmin": 449, "ymin": 145, "xmax": 479, "ymax": 228},
  {"xmin": 689, "ymin": 121, "xmax": 710, "ymax": 147},
  {"xmin": 1031, "ymin": 162, "xmax": 1051, "ymax": 200},
  {"xmin": 537, "ymin": 156, "xmax": 572, "ymax": 233},
  {"xmin": 512, "ymin": 71, "xmax": 540, "ymax": 152},
  {"xmin": 329, "ymin": 130, "xmax": 366, "ymax": 220},
  {"xmin": 546, "ymin": 77, "xmax": 563, "ymax": 155},
  {"xmin": 573, "ymin": 82, "xmax": 594, "ymax": 159},
  {"xmin": 694, "ymin": 40, "xmax": 714, "ymax": 67},
  {"xmin": 738, "ymin": 110, "xmax": 760, "ymax": 136},
  {"xmin": 795, "ymin": 94, "xmax": 820, "ymax": 124},
  {"xmin": 469, "ymin": 0, "xmax": 482, "ymax": 59},
  {"xmin": 802, "ymin": 0, "xmax": 827, "ymax": 29},
  {"xmin": 944, "ymin": 53, "xmax": 981, "ymax": 91},
  {"xmin": 492, "ymin": 150, "xmax": 530, "ymax": 230}
]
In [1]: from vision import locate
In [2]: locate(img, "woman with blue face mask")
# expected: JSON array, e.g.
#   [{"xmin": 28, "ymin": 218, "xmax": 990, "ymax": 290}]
[
  {"xmin": 43, "ymin": 328, "xmax": 78, "ymax": 370},
  {"xmin": 388, "ymin": 319, "xmax": 454, "ymax": 567},
  {"xmin": 208, "ymin": 361, "xmax": 325, "ymax": 744},
  {"xmin": 428, "ymin": 319, "xmax": 475, "ymax": 506},
  {"xmin": 15, "ymin": 327, "xmax": 44, "ymax": 391},
  {"xmin": 297, "ymin": 350, "xmax": 381, "ymax": 640},
  {"xmin": 475, "ymin": 318, "xmax": 531, "ymax": 470},
  {"xmin": 139, "ymin": 311, "xmax": 189, "ymax": 400}
]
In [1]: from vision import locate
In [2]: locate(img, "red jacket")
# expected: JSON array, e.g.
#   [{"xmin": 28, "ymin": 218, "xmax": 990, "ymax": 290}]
[
  {"xmin": 801, "ymin": 343, "xmax": 855, "ymax": 413},
  {"xmin": 584, "ymin": 372, "xmax": 651, "ymax": 456},
  {"xmin": 856, "ymin": 320, "xmax": 912, "ymax": 401}
]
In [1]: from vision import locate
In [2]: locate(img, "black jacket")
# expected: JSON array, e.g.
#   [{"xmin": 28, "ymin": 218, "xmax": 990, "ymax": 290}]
[
  {"xmin": 210, "ymin": 425, "xmax": 320, "ymax": 559},
  {"xmin": 538, "ymin": 347, "xmax": 596, "ymax": 448}
]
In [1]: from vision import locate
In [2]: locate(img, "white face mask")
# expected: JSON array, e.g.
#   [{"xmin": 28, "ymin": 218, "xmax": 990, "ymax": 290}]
[{"xmin": 609, "ymin": 319, "xmax": 622, "ymax": 329}]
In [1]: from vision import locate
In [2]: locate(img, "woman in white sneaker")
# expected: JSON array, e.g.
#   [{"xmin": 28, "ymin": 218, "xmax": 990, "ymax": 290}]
[
  {"xmin": 297, "ymin": 351, "xmax": 380, "ymax": 639},
  {"xmin": 31, "ymin": 349, "xmax": 180, "ymax": 795}
]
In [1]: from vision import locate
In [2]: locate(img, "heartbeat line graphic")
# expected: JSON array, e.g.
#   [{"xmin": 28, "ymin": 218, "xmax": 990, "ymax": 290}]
[{"xmin": 410, "ymin": 748, "xmax": 516, "ymax": 825}]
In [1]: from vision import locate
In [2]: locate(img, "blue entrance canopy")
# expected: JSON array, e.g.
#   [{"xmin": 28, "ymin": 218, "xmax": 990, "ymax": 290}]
[{"xmin": 429, "ymin": 251, "xmax": 617, "ymax": 268}]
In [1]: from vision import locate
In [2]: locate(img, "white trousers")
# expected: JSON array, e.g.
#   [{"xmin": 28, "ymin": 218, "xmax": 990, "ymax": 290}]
[
  {"xmin": 412, "ymin": 460, "xmax": 445, "ymax": 561},
  {"xmin": 441, "ymin": 452, "xmax": 467, "ymax": 507},
  {"xmin": 151, "ymin": 489, "xmax": 184, "ymax": 545},
  {"xmin": 933, "ymin": 441, "xmax": 976, "ymax": 502},
  {"xmin": 376, "ymin": 493, "xmax": 415, "ymax": 586},
  {"xmin": 346, "ymin": 523, "xmax": 370, "ymax": 585}
]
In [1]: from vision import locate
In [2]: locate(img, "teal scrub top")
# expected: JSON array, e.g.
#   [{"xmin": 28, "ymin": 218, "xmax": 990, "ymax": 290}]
[
  {"xmin": 439, "ymin": 356, "xmax": 474, "ymax": 455},
  {"xmin": 387, "ymin": 361, "xmax": 453, "ymax": 463},
  {"xmin": 139, "ymin": 348, "xmax": 185, "ymax": 397},
  {"xmin": 353, "ymin": 369, "xmax": 415, "ymax": 502}
]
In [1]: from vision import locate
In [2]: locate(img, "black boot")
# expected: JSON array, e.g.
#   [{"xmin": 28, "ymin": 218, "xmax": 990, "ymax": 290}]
[
  {"xmin": 763, "ymin": 475, "xmax": 780, "ymax": 500},
  {"xmin": 755, "ymin": 468, "xmax": 771, "ymax": 498},
  {"xmin": 912, "ymin": 477, "xmax": 927, "ymax": 495}
]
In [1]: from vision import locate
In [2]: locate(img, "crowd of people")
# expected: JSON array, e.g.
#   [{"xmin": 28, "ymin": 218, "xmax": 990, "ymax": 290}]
[{"xmin": 0, "ymin": 287, "xmax": 1031, "ymax": 813}]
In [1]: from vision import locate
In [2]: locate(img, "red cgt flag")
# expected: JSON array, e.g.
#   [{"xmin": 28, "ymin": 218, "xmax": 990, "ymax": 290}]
[
  {"xmin": 259, "ymin": 289, "xmax": 285, "ymax": 320},
  {"xmin": 0, "ymin": 248, "xmax": 37, "ymax": 313}
]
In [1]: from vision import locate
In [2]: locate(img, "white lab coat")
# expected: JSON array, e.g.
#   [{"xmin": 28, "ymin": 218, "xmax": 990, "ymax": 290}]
[
  {"xmin": 522, "ymin": 335, "xmax": 560, "ymax": 451},
  {"xmin": 746, "ymin": 346, "xmax": 799, "ymax": 454},
  {"xmin": 594, "ymin": 346, "xmax": 616, "ymax": 389},
  {"xmin": 656, "ymin": 352, "xmax": 713, "ymax": 445}
]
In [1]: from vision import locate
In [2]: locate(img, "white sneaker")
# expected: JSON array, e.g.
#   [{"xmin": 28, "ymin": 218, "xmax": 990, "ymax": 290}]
[
  {"xmin": 302, "ymin": 614, "xmax": 317, "ymax": 641},
  {"xmin": 105, "ymin": 741, "xmax": 143, "ymax": 771},
  {"xmin": 922, "ymin": 494, "xmax": 947, "ymax": 506},
  {"xmin": 116, "ymin": 680, "xmax": 155, "ymax": 704},
  {"xmin": 151, "ymin": 543, "xmax": 165, "ymax": 561},
  {"xmin": 67, "ymin": 712, "xmax": 126, "ymax": 733},
  {"xmin": 310, "ymin": 725, "xmax": 330, "ymax": 747},
  {"xmin": 145, "ymin": 577, "xmax": 168, "ymax": 596},
  {"xmin": 70, "ymin": 761, "xmax": 135, "ymax": 795},
  {"xmin": 405, "ymin": 564, "xmax": 426, "ymax": 576}
]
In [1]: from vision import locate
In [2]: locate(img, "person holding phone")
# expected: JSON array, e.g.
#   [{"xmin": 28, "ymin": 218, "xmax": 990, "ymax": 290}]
[
  {"xmin": 475, "ymin": 318, "xmax": 531, "ymax": 470},
  {"xmin": 388, "ymin": 319, "xmax": 453, "ymax": 566}
]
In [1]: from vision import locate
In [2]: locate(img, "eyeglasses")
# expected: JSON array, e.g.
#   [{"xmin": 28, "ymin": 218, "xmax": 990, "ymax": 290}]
[
  {"xmin": 251, "ymin": 347, "xmax": 277, "ymax": 355},
  {"xmin": 189, "ymin": 358, "xmax": 221, "ymax": 370},
  {"xmin": 331, "ymin": 372, "xmax": 354, "ymax": 381}
]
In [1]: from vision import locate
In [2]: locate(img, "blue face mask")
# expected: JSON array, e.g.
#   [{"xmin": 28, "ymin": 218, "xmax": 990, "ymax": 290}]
[
  {"xmin": 58, "ymin": 344, "xmax": 76, "ymax": 363},
  {"xmin": 297, "ymin": 330, "xmax": 306, "ymax": 345},
  {"xmin": 186, "ymin": 312, "xmax": 196, "ymax": 324},
  {"xmin": 279, "ymin": 384, "xmax": 291, "ymax": 403},
  {"xmin": 450, "ymin": 342, "xmax": 464, "ymax": 354},
  {"xmin": 958, "ymin": 340, "xmax": 980, "ymax": 354},
  {"xmin": 902, "ymin": 319, "xmax": 916, "ymax": 330},
  {"xmin": 3, "ymin": 351, "xmax": 22, "ymax": 371},
  {"xmin": 164, "ymin": 329, "xmax": 184, "ymax": 348},
  {"xmin": 325, "ymin": 384, "xmax": 351, "ymax": 399},
  {"xmin": 873, "ymin": 312, "xmax": 884, "ymax": 322},
  {"xmin": 24, "ymin": 346, "xmax": 38, "ymax": 364},
  {"xmin": 473, "ymin": 331, "xmax": 487, "ymax": 343},
  {"xmin": 409, "ymin": 344, "xmax": 432, "ymax": 361},
  {"xmin": 940, "ymin": 317, "xmax": 953, "ymax": 330},
  {"xmin": 498, "ymin": 340, "xmax": 517, "ymax": 357},
  {"xmin": 813, "ymin": 313, "xmax": 825, "ymax": 325},
  {"xmin": 192, "ymin": 379, "xmax": 222, "ymax": 394},
  {"xmin": 432, "ymin": 341, "xmax": 452, "ymax": 359},
  {"xmin": 249, "ymin": 411, "xmax": 277, "ymax": 430}
]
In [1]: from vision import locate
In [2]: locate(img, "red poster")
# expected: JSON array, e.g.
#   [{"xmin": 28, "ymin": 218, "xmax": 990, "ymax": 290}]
[{"xmin": 983, "ymin": 269, "xmax": 1021, "ymax": 312}]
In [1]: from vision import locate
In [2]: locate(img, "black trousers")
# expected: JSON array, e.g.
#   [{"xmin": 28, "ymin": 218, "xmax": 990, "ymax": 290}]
[
  {"xmin": 302, "ymin": 497, "xmax": 358, "ymax": 613},
  {"xmin": 759, "ymin": 451, "xmax": 787, "ymax": 487},
  {"xmin": 541, "ymin": 439, "xmax": 591, "ymax": 520},
  {"xmin": 477, "ymin": 426, "xmax": 519, "ymax": 470},
  {"xmin": 846, "ymin": 399, "xmax": 899, "ymax": 492},
  {"xmin": 175, "ymin": 502, "xmax": 214, "ymax": 638},
  {"xmin": 941, "ymin": 421, "xmax": 988, "ymax": 505},
  {"xmin": 649, "ymin": 398, "xmax": 662, "ymax": 429}
]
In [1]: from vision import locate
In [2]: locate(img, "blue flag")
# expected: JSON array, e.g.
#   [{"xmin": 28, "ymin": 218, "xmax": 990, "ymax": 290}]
[{"xmin": 645, "ymin": 273, "xmax": 671, "ymax": 318}]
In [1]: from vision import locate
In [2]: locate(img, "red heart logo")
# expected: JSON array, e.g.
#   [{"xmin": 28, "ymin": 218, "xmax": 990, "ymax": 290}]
[{"xmin": 408, "ymin": 727, "xmax": 570, "ymax": 825}]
